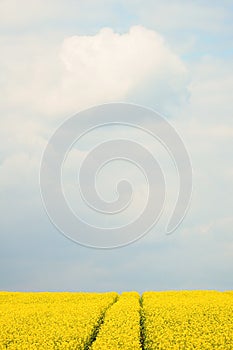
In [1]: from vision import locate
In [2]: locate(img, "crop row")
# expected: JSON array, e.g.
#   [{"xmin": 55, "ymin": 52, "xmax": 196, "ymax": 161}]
[{"xmin": 91, "ymin": 291, "xmax": 141, "ymax": 349}]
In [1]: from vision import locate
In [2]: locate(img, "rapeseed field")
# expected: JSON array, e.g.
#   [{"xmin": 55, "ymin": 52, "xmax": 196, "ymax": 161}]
[{"xmin": 0, "ymin": 291, "xmax": 232, "ymax": 349}]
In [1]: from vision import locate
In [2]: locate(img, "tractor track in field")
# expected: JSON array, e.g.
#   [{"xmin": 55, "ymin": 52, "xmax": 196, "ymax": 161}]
[
  {"xmin": 84, "ymin": 295, "xmax": 119, "ymax": 350},
  {"xmin": 139, "ymin": 295, "xmax": 146, "ymax": 350}
]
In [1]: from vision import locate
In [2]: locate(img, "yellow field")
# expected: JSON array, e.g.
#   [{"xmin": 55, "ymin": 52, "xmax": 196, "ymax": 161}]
[
  {"xmin": 142, "ymin": 291, "xmax": 233, "ymax": 350},
  {"xmin": 0, "ymin": 292, "xmax": 117, "ymax": 349},
  {"xmin": 0, "ymin": 291, "xmax": 232, "ymax": 349}
]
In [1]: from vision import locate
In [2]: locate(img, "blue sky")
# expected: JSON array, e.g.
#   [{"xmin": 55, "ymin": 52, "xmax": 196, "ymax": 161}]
[{"xmin": 0, "ymin": 0, "xmax": 233, "ymax": 292}]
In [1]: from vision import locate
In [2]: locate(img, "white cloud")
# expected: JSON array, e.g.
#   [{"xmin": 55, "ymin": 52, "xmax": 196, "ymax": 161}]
[
  {"xmin": 58, "ymin": 26, "xmax": 187, "ymax": 111},
  {"xmin": 0, "ymin": 25, "xmax": 189, "ymax": 210},
  {"xmin": 0, "ymin": 26, "xmax": 188, "ymax": 118},
  {"xmin": 0, "ymin": 26, "xmax": 189, "ymax": 247}
]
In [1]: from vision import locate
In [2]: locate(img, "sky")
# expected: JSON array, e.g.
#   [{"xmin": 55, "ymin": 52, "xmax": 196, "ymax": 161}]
[{"xmin": 0, "ymin": 0, "xmax": 233, "ymax": 292}]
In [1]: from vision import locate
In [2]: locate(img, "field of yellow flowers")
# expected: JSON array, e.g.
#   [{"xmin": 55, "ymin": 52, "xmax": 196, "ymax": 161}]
[
  {"xmin": 0, "ymin": 291, "xmax": 232, "ymax": 349},
  {"xmin": 0, "ymin": 291, "xmax": 117, "ymax": 349},
  {"xmin": 142, "ymin": 291, "xmax": 233, "ymax": 350}
]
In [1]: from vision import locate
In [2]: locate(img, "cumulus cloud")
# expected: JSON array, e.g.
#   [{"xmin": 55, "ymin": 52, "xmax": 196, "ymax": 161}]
[
  {"xmin": 0, "ymin": 26, "xmax": 189, "ymax": 222},
  {"xmin": 0, "ymin": 25, "xmax": 189, "ymax": 246},
  {"xmin": 1, "ymin": 26, "xmax": 188, "ymax": 118},
  {"xmin": 59, "ymin": 26, "xmax": 187, "ymax": 110}
]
